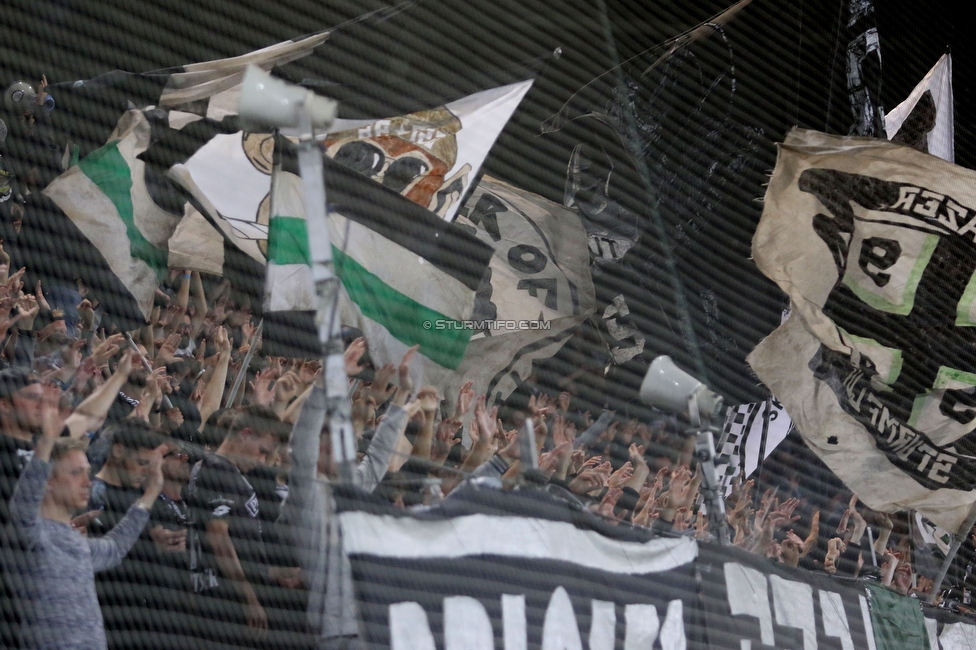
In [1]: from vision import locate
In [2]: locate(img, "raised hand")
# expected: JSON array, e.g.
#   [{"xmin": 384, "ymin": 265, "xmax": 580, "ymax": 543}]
[
  {"xmin": 92, "ymin": 333, "xmax": 125, "ymax": 364},
  {"xmin": 694, "ymin": 510, "xmax": 709, "ymax": 540},
  {"xmin": 395, "ymin": 345, "xmax": 419, "ymax": 403},
  {"xmin": 567, "ymin": 448, "xmax": 587, "ymax": 475},
  {"xmin": 241, "ymin": 318, "xmax": 256, "ymax": 342},
  {"xmin": 551, "ymin": 415, "xmax": 573, "ymax": 447},
  {"xmin": 672, "ymin": 508, "xmax": 694, "ymax": 532},
  {"xmin": 297, "ymin": 360, "xmax": 320, "ymax": 386},
  {"xmin": 597, "ymin": 487, "xmax": 623, "ymax": 520},
  {"xmin": 568, "ymin": 461, "xmax": 611, "ymax": 496},
  {"xmin": 214, "ymin": 325, "xmax": 232, "ymax": 356},
  {"xmin": 666, "ymin": 465, "xmax": 700, "ymax": 511},
  {"xmin": 836, "ymin": 507, "xmax": 852, "ymax": 535},
  {"xmin": 344, "ymin": 337, "xmax": 367, "ymax": 376},
  {"xmin": 0, "ymin": 307, "xmax": 22, "ymax": 339},
  {"xmin": 473, "ymin": 395, "xmax": 498, "ymax": 449},
  {"xmin": 633, "ymin": 499, "xmax": 659, "ymax": 528},
  {"xmin": 156, "ymin": 332, "xmax": 182, "ymax": 364},
  {"xmin": 607, "ymin": 461, "xmax": 634, "ymax": 489},
  {"xmin": 628, "ymin": 443, "xmax": 646, "ymax": 465},
  {"xmin": 824, "ymin": 537, "xmax": 846, "ymax": 575},
  {"xmin": 432, "ymin": 418, "xmax": 462, "ymax": 464},
  {"xmin": 538, "ymin": 448, "xmax": 562, "ymax": 476},
  {"xmin": 77, "ymin": 299, "xmax": 96, "ymax": 331},
  {"xmin": 527, "ymin": 393, "xmax": 552, "ymax": 420},
  {"xmin": 416, "ymin": 386, "xmax": 441, "ymax": 418},
  {"xmin": 136, "ymin": 444, "xmax": 167, "ymax": 508},
  {"xmin": 195, "ymin": 338, "xmax": 207, "ymax": 362},
  {"xmin": 768, "ymin": 497, "xmax": 801, "ymax": 530},
  {"xmin": 16, "ymin": 293, "xmax": 39, "ymax": 329},
  {"xmin": 6, "ymin": 267, "xmax": 26, "ymax": 295},
  {"xmin": 274, "ymin": 372, "xmax": 301, "ymax": 404},
  {"xmin": 453, "ymin": 380, "xmax": 475, "ymax": 419},
  {"xmin": 139, "ymin": 370, "xmax": 164, "ymax": 413},
  {"xmin": 249, "ymin": 367, "xmax": 279, "ymax": 407},
  {"xmin": 368, "ymin": 363, "xmax": 396, "ymax": 403},
  {"xmin": 557, "ymin": 391, "xmax": 571, "ymax": 413}
]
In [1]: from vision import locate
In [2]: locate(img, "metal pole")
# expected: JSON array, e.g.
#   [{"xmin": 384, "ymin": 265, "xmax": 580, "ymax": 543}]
[
  {"xmin": 753, "ymin": 396, "xmax": 772, "ymax": 511},
  {"xmin": 688, "ymin": 393, "xmax": 730, "ymax": 545},
  {"xmin": 867, "ymin": 527, "xmax": 877, "ymax": 566},
  {"xmin": 296, "ymin": 102, "xmax": 356, "ymax": 486},
  {"xmin": 928, "ymin": 503, "xmax": 976, "ymax": 604},
  {"xmin": 519, "ymin": 417, "xmax": 538, "ymax": 470},
  {"xmin": 224, "ymin": 318, "xmax": 263, "ymax": 407}
]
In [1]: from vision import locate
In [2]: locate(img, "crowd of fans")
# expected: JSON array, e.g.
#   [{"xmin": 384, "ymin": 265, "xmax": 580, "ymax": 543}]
[{"xmin": 0, "ymin": 77, "xmax": 971, "ymax": 650}]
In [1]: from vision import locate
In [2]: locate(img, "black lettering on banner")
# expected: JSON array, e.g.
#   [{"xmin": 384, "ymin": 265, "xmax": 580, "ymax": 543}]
[
  {"xmin": 517, "ymin": 279, "xmax": 558, "ymax": 309},
  {"xmin": 508, "ymin": 244, "xmax": 548, "ymax": 274},
  {"xmin": 939, "ymin": 387, "xmax": 976, "ymax": 427},
  {"xmin": 468, "ymin": 193, "xmax": 505, "ymax": 242},
  {"xmin": 858, "ymin": 236, "xmax": 901, "ymax": 287},
  {"xmin": 722, "ymin": 560, "xmax": 867, "ymax": 650},
  {"xmin": 812, "ymin": 346, "xmax": 964, "ymax": 489},
  {"xmin": 799, "ymin": 168, "xmax": 976, "ymax": 487}
]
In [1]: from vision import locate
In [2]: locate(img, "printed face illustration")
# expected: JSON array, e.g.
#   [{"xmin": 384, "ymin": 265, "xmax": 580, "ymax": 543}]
[{"xmin": 322, "ymin": 107, "xmax": 470, "ymax": 218}]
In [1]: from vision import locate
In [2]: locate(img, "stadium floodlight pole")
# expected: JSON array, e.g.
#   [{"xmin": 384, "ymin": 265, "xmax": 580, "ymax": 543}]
[{"xmin": 237, "ymin": 65, "xmax": 355, "ymax": 484}]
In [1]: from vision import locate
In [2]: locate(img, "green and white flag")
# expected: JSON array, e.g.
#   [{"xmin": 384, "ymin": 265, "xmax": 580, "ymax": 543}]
[
  {"xmin": 330, "ymin": 172, "xmax": 595, "ymax": 413},
  {"xmin": 39, "ymin": 110, "xmax": 180, "ymax": 322},
  {"xmin": 264, "ymin": 163, "xmax": 314, "ymax": 312},
  {"xmin": 324, "ymin": 157, "xmax": 494, "ymax": 380}
]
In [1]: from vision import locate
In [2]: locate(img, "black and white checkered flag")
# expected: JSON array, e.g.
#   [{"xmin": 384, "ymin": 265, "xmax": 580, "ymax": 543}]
[{"xmin": 715, "ymin": 399, "xmax": 794, "ymax": 497}]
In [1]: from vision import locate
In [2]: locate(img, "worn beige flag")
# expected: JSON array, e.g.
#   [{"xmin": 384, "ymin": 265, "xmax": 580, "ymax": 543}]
[{"xmin": 749, "ymin": 128, "xmax": 976, "ymax": 533}]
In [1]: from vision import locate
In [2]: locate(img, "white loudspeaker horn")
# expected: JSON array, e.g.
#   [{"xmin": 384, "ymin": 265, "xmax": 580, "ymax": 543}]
[
  {"xmin": 639, "ymin": 355, "xmax": 724, "ymax": 422},
  {"xmin": 238, "ymin": 65, "xmax": 337, "ymax": 130}
]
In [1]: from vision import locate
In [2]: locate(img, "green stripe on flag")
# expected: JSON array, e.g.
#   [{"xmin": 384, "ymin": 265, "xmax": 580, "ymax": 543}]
[
  {"xmin": 333, "ymin": 245, "xmax": 470, "ymax": 369},
  {"xmin": 268, "ymin": 216, "xmax": 312, "ymax": 266},
  {"xmin": 78, "ymin": 141, "xmax": 166, "ymax": 277}
]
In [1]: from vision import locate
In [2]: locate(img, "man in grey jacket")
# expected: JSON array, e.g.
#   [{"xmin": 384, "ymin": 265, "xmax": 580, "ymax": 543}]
[
  {"xmin": 3, "ymin": 383, "xmax": 164, "ymax": 650},
  {"xmin": 278, "ymin": 346, "xmax": 419, "ymax": 650}
]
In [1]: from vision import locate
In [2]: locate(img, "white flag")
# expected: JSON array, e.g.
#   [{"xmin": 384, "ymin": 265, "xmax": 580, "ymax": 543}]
[{"xmin": 885, "ymin": 53, "xmax": 954, "ymax": 162}]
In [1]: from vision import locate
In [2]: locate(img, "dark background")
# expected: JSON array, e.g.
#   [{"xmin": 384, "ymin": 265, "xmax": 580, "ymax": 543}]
[{"xmin": 0, "ymin": 0, "xmax": 967, "ymax": 409}]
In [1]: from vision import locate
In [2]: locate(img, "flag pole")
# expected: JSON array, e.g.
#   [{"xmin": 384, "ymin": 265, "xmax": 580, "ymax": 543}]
[
  {"xmin": 296, "ymin": 102, "xmax": 357, "ymax": 486},
  {"xmin": 224, "ymin": 318, "xmax": 263, "ymax": 407},
  {"xmin": 928, "ymin": 502, "xmax": 976, "ymax": 604},
  {"xmin": 753, "ymin": 396, "xmax": 772, "ymax": 511}
]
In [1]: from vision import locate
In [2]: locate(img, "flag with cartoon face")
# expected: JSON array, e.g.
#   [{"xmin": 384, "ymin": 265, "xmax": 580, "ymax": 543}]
[
  {"xmin": 749, "ymin": 128, "xmax": 976, "ymax": 533},
  {"xmin": 323, "ymin": 80, "xmax": 532, "ymax": 222},
  {"xmin": 166, "ymin": 80, "xmax": 533, "ymax": 271}
]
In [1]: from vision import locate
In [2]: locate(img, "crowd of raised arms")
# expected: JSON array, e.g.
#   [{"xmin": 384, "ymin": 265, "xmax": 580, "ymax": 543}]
[
  {"xmin": 0, "ymin": 268, "xmax": 944, "ymax": 645},
  {"xmin": 0, "ymin": 87, "xmax": 962, "ymax": 649}
]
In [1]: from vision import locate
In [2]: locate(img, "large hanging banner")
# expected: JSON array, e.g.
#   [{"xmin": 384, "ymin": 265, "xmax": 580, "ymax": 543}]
[
  {"xmin": 337, "ymin": 488, "xmax": 976, "ymax": 650},
  {"xmin": 749, "ymin": 128, "xmax": 976, "ymax": 533},
  {"xmin": 337, "ymin": 487, "xmax": 700, "ymax": 650},
  {"xmin": 697, "ymin": 545, "xmax": 877, "ymax": 650}
]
